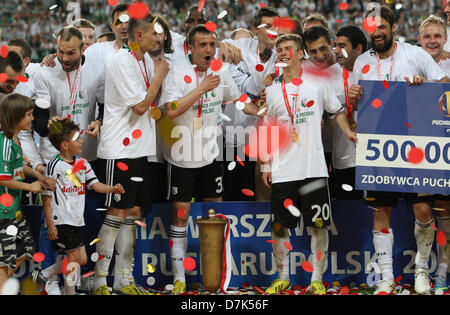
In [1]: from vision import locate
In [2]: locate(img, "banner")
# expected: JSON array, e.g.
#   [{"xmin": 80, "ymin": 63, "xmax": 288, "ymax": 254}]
[{"xmin": 355, "ymin": 80, "xmax": 450, "ymax": 194}]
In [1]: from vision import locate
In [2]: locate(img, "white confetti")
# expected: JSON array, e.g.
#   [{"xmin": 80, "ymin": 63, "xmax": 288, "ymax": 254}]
[
  {"xmin": 0, "ymin": 278, "xmax": 20, "ymax": 295},
  {"xmin": 220, "ymin": 113, "xmax": 231, "ymax": 122},
  {"xmin": 147, "ymin": 277, "xmax": 156, "ymax": 286},
  {"xmin": 130, "ymin": 177, "xmax": 144, "ymax": 182},
  {"xmin": 6, "ymin": 225, "xmax": 18, "ymax": 236},
  {"xmin": 49, "ymin": 4, "xmax": 58, "ymax": 10},
  {"xmin": 342, "ymin": 48, "xmax": 348, "ymax": 58},
  {"xmin": 235, "ymin": 101, "xmax": 245, "ymax": 111},
  {"xmin": 227, "ymin": 161, "xmax": 236, "ymax": 171},
  {"xmin": 57, "ymin": 242, "xmax": 66, "ymax": 249},
  {"xmin": 217, "ymin": 10, "xmax": 228, "ymax": 19},
  {"xmin": 96, "ymin": 208, "xmax": 107, "ymax": 211},
  {"xmin": 71, "ymin": 131, "xmax": 80, "ymax": 142},
  {"xmin": 35, "ymin": 98, "xmax": 51, "ymax": 109},
  {"xmin": 154, "ymin": 23, "xmax": 163, "ymax": 34},
  {"xmin": 257, "ymin": 107, "xmax": 267, "ymax": 116},
  {"xmin": 119, "ymin": 14, "xmax": 130, "ymax": 23},
  {"xmin": 91, "ymin": 252, "xmax": 99, "ymax": 262},
  {"xmin": 341, "ymin": 184, "xmax": 353, "ymax": 192},
  {"xmin": 257, "ymin": 24, "xmax": 268, "ymax": 29},
  {"xmin": 287, "ymin": 205, "xmax": 301, "ymax": 217},
  {"xmin": 165, "ymin": 284, "xmax": 174, "ymax": 291}
]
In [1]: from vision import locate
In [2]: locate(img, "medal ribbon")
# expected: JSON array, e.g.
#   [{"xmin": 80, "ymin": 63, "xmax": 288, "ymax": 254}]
[
  {"xmin": 66, "ymin": 65, "xmax": 82, "ymax": 112},
  {"xmin": 375, "ymin": 42, "xmax": 397, "ymax": 81},
  {"xmin": 131, "ymin": 50, "xmax": 156, "ymax": 107},
  {"xmin": 281, "ymin": 67, "xmax": 302, "ymax": 132},
  {"xmin": 342, "ymin": 68, "xmax": 352, "ymax": 120}
]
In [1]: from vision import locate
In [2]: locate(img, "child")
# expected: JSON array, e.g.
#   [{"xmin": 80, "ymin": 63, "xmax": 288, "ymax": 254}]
[
  {"xmin": 0, "ymin": 94, "xmax": 56, "ymax": 293},
  {"xmin": 36, "ymin": 118, "xmax": 125, "ymax": 295}
]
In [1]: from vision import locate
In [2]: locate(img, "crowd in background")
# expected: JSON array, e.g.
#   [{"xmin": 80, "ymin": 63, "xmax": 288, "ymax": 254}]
[{"xmin": 0, "ymin": 0, "xmax": 446, "ymax": 62}]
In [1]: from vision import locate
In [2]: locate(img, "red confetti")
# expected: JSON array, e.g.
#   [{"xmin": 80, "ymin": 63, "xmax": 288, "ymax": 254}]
[
  {"xmin": 339, "ymin": 2, "xmax": 349, "ymax": 10},
  {"xmin": 255, "ymin": 64, "xmax": 264, "ymax": 72},
  {"xmin": 198, "ymin": 0, "xmax": 206, "ymax": 12},
  {"xmin": 371, "ymin": 98, "xmax": 382, "ymax": 108},
  {"xmin": 117, "ymin": 162, "xmax": 129, "ymax": 171},
  {"xmin": 430, "ymin": 222, "xmax": 438, "ymax": 231},
  {"xmin": 437, "ymin": 230, "xmax": 447, "ymax": 246},
  {"xmin": 177, "ymin": 208, "xmax": 186, "ymax": 218},
  {"xmin": 289, "ymin": 48, "xmax": 293, "ymax": 59},
  {"xmin": 108, "ymin": 0, "xmax": 118, "ymax": 6},
  {"xmin": 266, "ymin": 240, "xmax": 278, "ymax": 244},
  {"xmin": 283, "ymin": 198, "xmax": 293, "ymax": 209},
  {"xmin": 241, "ymin": 188, "xmax": 254, "ymax": 197},
  {"xmin": 61, "ymin": 256, "xmax": 69, "ymax": 275},
  {"xmin": 407, "ymin": 147, "xmax": 425, "ymax": 164},
  {"xmin": 381, "ymin": 228, "xmax": 390, "ymax": 234},
  {"xmin": 0, "ymin": 73, "xmax": 8, "ymax": 82},
  {"xmin": 306, "ymin": 100, "xmax": 315, "ymax": 108},
  {"xmin": 340, "ymin": 286, "xmax": 350, "ymax": 295},
  {"xmin": 205, "ymin": 21, "xmax": 217, "ymax": 32},
  {"xmin": 183, "ymin": 257, "xmax": 196, "ymax": 271},
  {"xmin": 362, "ymin": 64, "xmax": 371, "ymax": 74},
  {"xmin": 82, "ymin": 271, "xmax": 96, "ymax": 278},
  {"xmin": 0, "ymin": 46, "xmax": 8, "ymax": 58},
  {"xmin": 236, "ymin": 155, "xmax": 245, "ymax": 167},
  {"xmin": 123, "ymin": 137, "xmax": 130, "ymax": 146},
  {"xmin": 266, "ymin": 33, "xmax": 276, "ymax": 39},
  {"xmin": 16, "ymin": 75, "xmax": 28, "ymax": 83},
  {"xmin": 132, "ymin": 129, "xmax": 142, "ymax": 139},
  {"xmin": 169, "ymin": 239, "xmax": 173, "ymax": 249},
  {"xmin": 71, "ymin": 159, "xmax": 86, "ymax": 174},
  {"xmin": 362, "ymin": 17, "xmax": 378, "ymax": 33},
  {"xmin": 259, "ymin": 3, "xmax": 266, "ymax": 8},
  {"xmin": 394, "ymin": 275, "xmax": 403, "ymax": 283},
  {"xmin": 317, "ymin": 250, "xmax": 322, "ymax": 262},
  {"xmin": 404, "ymin": 123, "xmax": 412, "ymax": 128},
  {"xmin": 292, "ymin": 77, "xmax": 302, "ymax": 86},
  {"xmin": 284, "ymin": 241, "xmax": 293, "ymax": 251},
  {"xmin": 127, "ymin": 2, "xmax": 149, "ymax": 20},
  {"xmin": 184, "ymin": 75, "xmax": 192, "ymax": 84},
  {"xmin": 67, "ymin": 114, "xmax": 71, "ymax": 119},
  {"xmin": 302, "ymin": 261, "xmax": 314, "ymax": 273},
  {"xmin": 336, "ymin": 19, "xmax": 343, "ymax": 23},
  {"xmin": 376, "ymin": 291, "xmax": 389, "ymax": 295},
  {"xmin": 33, "ymin": 252, "xmax": 45, "ymax": 263},
  {"xmin": 210, "ymin": 58, "xmax": 222, "ymax": 71},
  {"xmin": 0, "ymin": 193, "xmax": 14, "ymax": 208},
  {"xmin": 253, "ymin": 286, "xmax": 266, "ymax": 294},
  {"xmin": 382, "ymin": 80, "xmax": 389, "ymax": 89},
  {"xmin": 239, "ymin": 94, "xmax": 249, "ymax": 103},
  {"xmin": 273, "ymin": 17, "xmax": 297, "ymax": 32}
]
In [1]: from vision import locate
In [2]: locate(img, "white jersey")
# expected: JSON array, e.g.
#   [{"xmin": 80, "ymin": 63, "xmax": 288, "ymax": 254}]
[
  {"xmin": 84, "ymin": 40, "xmax": 122, "ymax": 67},
  {"xmin": 34, "ymin": 56, "xmax": 105, "ymax": 163},
  {"xmin": 97, "ymin": 48, "xmax": 156, "ymax": 160},
  {"xmin": 43, "ymin": 155, "xmax": 99, "ymax": 227},
  {"xmin": 446, "ymin": 27, "xmax": 450, "ymax": 52},
  {"xmin": 265, "ymin": 69, "xmax": 343, "ymax": 184},
  {"xmin": 159, "ymin": 54, "xmax": 241, "ymax": 168},
  {"xmin": 438, "ymin": 58, "xmax": 450, "ymax": 77},
  {"xmin": 14, "ymin": 62, "xmax": 40, "ymax": 98},
  {"xmin": 353, "ymin": 41, "xmax": 446, "ymax": 83}
]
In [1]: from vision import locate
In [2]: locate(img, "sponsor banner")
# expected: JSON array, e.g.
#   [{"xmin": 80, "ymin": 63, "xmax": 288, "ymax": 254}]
[{"xmin": 356, "ymin": 80, "xmax": 450, "ymax": 194}]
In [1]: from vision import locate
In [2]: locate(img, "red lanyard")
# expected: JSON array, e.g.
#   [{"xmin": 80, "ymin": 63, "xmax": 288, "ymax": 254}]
[
  {"xmin": 67, "ymin": 65, "xmax": 81, "ymax": 112},
  {"xmin": 131, "ymin": 51, "xmax": 150, "ymax": 88},
  {"xmin": 281, "ymin": 68, "xmax": 302, "ymax": 130},
  {"xmin": 375, "ymin": 42, "xmax": 397, "ymax": 81},
  {"xmin": 184, "ymin": 40, "xmax": 189, "ymax": 56},
  {"xmin": 194, "ymin": 68, "xmax": 205, "ymax": 118},
  {"xmin": 342, "ymin": 68, "xmax": 352, "ymax": 119}
]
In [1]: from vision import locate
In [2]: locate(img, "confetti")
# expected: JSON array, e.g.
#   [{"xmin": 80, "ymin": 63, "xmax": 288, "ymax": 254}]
[
  {"xmin": 266, "ymin": 240, "xmax": 278, "ymax": 244},
  {"xmin": 317, "ymin": 250, "xmax": 322, "ymax": 262},
  {"xmin": 362, "ymin": 17, "xmax": 378, "ymax": 33},
  {"xmin": 117, "ymin": 162, "xmax": 129, "ymax": 171},
  {"xmin": 362, "ymin": 64, "xmax": 371, "ymax": 74},
  {"xmin": 266, "ymin": 29, "xmax": 278, "ymax": 36},
  {"xmin": 127, "ymin": 1, "xmax": 149, "ymax": 20},
  {"xmin": 184, "ymin": 75, "xmax": 192, "ymax": 84},
  {"xmin": 134, "ymin": 219, "xmax": 147, "ymax": 228},
  {"xmin": 0, "ymin": 278, "xmax": 19, "ymax": 295},
  {"xmin": 382, "ymin": 80, "xmax": 389, "ymax": 89},
  {"xmin": 128, "ymin": 41, "xmax": 140, "ymax": 51},
  {"xmin": 165, "ymin": 284, "xmax": 174, "ymax": 291},
  {"xmin": 82, "ymin": 271, "xmax": 95, "ymax": 278},
  {"xmin": 340, "ymin": 286, "xmax": 350, "ymax": 295},
  {"xmin": 71, "ymin": 159, "xmax": 85, "ymax": 174},
  {"xmin": 89, "ymin": 238, "xmax": 101, "ymax": 246},
  {"xmin": 273, "ymin": 17, "xmax": 297, "ymax": 32},
  {"xmin": 183, "ymin": 257, "xmax": 196, "ymax": 271},
  {"xmin": 132, "ymin": 129, "xmax": 142, "ymax": 139},
  {"xmin": 0, "ymin": 73, "xmax": 8, "ymax": 82},
  {"xmin": 342, "ymin": 48, "xmax": 348, "ymax": 58},
  {"xmin": 236, "ymin": 155, "xmax": 245, "ymax": 167},
  {"xmin": 437, "ymin": 230, "xmax": 447, "ymax": 246},
  {"xmin": 220, "ymin": 113, "xmax": 231, "ymax": 122},
  {"xmin": 336, "ymin": 19, "xmax": 343, "ymax": 23},
  {"xmin": 241, "ymin": 188, "xmax": 255, "ymax": 197},
  {"xmin": 255, "ymin": 64, "xmax": 264, "ymax": 72},
  {"xmin": 198, "ymin": 0, "xmax": 206, "ymax": 12},
  {"xmin": 381, "ymin": 228, "xmax": 390, "ymax": 234},
  {"xmin": 33, "ymin": 252, "xmax": 45, "ymax": 263},
  {"xmin": 96, "ymin": 208, "xmax": 107, "ymax": 211},
  {"xmin": 407, "ymin": 147, "xmax": 424, "ymax": 164},
  {"xmin": 169, "ymin": 239, "xmax": 173, "ymax": 248},
  {"xmin": 210, "ymin": 58, "xmax": 223, "ymax": 72},
  {"xmin": 257, "ymin": 24, "xmax": 268, "ymax": 29},
  {"xmin": 371, "ymin": 98, "xmax": 382, "ymax": 108},
  {"xmin": 257, "ymin": 107, "xmax": 267, "ymax": 116},
  {"xmin": 147, "ymin": 264, "xmax": 156, "ymax": 273},
  {"xmin": 404, "ymin": 122, "xmax": 412, "ymax": 128},
  {"xmin": 284, "ymin": 241, "xmax": 293, "ymax": 251},
  {"xmin": 217, "ymin": 10, "xmax": 228, "ymax": 19},
  {"xmin": 177, "ymin": 208, "xmax": 186, "ymax": 218},
  {"xmin": 35, "ymin": 98, "xmax": 51, "ymax": 109},
  {"xmin": 147, "ymin": 277, "xmax": 156, "ymax": 286},
  {"xmin": 287, "ymin": 205, "xmax": 301, "ymax": 217},
  {"xmin": 16, "ymin": 75, "xmax": 28, "ymax": 83},
  {"xmin": 306, "ymin": 100, "xmax": 315, "ymax": 108},
  {"xmin": 130, "ymin": 177, "xmax": 143, "ymax": 182},
  {"xmin": 205, "ymin": 22, "xmax": 217, "ymax": 32},
  {"xmin": 302, "ymin": 261, "xmax": 314, "ymax": 272},
  {"xmin": 0, "ymin": 193, "xmax": 14, "ymax": 207},
  {"xmin": 341, "ymin": 184, "xmax": 353, "ymax": 192},
  {"xmin": 227, "ymin": 161, "xmax": 236, "ymax": 171},
  {"xmin": 339, "ymin": 2, "xmax": 349, "ymax": 10},
  {"xmin": 108, "ymin": 0, "xmax": 119, "ymax": 6},
  {"xmin": 154, "ymin": 23, "xmax": 163, "ymax": 34},
  {"xmin": 91, "ymin": 252, "xmax": 100, "ymax": 262},
  {"xmin": 292, "ymin": 77, "xmax": 302, "ymax": 86},
  {"xmin": 49, "ymin": 4, "xmax": 58, "ymax": 10},
  {"xmin": 430, "ymin": 222, "xmax": 438, "ymax": 231},
  {"xmin": 119, "ymin": 14, "xmax": 130, "ymax": 23},
  {"xmin": 123, "ymin": 137, "xmax": 130, "ymax": 146},
  {"xmin": 259, "ymin": 3, "xmax": 266, "ymax": 8},
  {"xmin": 15, "ymin": 211, "xmax": 22, "ymax": 221},
  {"xmin": 71, "ymin": 131, "xmax": 80, "ymax": 142},
  {"xmin": 235, "ymin": 101, "xmax": 245, "ymax": 111},
  {"xmin": 283, "ymin": 198, "xmax": 293, "ymax": 209},
  {"xmin": 253, "ymin": 286, "xmax": 265, "ymax": 294},
  {"xmin": 6, "ymin": 225, "xmax": 18, "ymax": 236},
  {"xmin": 394, "ymin": 275, "xmax": 403, "ymax": 283},
  {"xmin": 170, "ymin": 101, "xmax": 178, "ymax": 110}
]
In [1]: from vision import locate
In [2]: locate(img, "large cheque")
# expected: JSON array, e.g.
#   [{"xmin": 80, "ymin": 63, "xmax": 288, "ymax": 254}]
[{"xmin": 355, "ymin": 80, "xmax": 450, "ymax": 194}]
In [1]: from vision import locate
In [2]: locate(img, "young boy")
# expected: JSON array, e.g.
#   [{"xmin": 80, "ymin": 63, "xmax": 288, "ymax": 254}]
[
  {"xmin": 0, "ymin": 94, "xmax": 55, "ymax": 292},
  {"xmin": 36, "ymin": 119, "xmax": 124, "ymax": 295}
]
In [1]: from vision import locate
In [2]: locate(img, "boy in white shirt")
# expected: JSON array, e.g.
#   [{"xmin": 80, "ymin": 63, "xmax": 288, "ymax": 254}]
[
  {"xmin": 37, "ymin": 119, "xmax": 124, "ymax": 295},
  {"xmin": 261, "ymin": 34, "xmax": 357, "ymax": 295}
]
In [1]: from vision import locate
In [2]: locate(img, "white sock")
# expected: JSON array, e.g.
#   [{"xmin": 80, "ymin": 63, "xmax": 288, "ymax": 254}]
[
  {"xmin": 113, "ymin": 216, "xmax": 139, "ymax": 290},
  {"xmin": 93, "ymin": 215, "xmax": 124, "ymax": 290},
  {"xmin": 436, "ymin": 216, "xmax": 450, "ymax": 279},
  {"xmin": 64, "ymin": 273, "xmax": 76, "ymax": 295},
  {"xmin": 373, "ymin": 228, "xmax": 394, "ymax": 281},
  {"xmin": 169, "ymin": 225, "xmax": 188, "ymax": 283},
  {"xmin": 414, "ymin": 218, "xmax": 434, "ymax": 270},
  {"xmin": 271, "ymin": 230, "xmax": 290, "ymax": 282},
  {"xmin": 310, "ymin": 227, "xmax": 329, "ymax": 282},
  {"xmin": 41, "ymin": 259, "xmax": 64, "ymax": 280}
]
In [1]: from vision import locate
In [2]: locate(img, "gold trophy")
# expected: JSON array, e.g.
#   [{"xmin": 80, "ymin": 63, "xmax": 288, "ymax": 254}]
[{"xmin": 195, "ymin": 209, "xmax": 227, "ymax": 293}]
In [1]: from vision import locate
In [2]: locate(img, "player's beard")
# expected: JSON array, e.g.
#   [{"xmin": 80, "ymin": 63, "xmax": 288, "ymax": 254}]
[
  {"xmin": 0, "ymin": 85, "xmax": 9, "ymax": 94},
  {"xmin": 58, "ymin": 57, "xmax": 81, "ymax": 72},
  {"xmin": 149, "ymin": 46, "xmax": 163, "ymax": 57},
  {"xmin": 371, "ymin": 34, "xmax": 394, "ymax": 54}
]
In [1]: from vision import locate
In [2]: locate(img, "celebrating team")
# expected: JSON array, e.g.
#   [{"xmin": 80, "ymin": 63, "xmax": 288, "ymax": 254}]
[{"xmin": 0, "ymin": 3, "xmax": 449, "ymax": 296}]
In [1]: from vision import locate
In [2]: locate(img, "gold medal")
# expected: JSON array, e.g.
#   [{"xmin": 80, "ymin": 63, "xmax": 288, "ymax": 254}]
[
  {"xmin": 292, "ymin": 131, "xmax": 299, "ymax": 143},
  {"xmin": 349, "ymin": 118, "xmax": 357, "ymax": 131},
  {"xmin": 193, "ymin": 117, "xmax": 203, "ymax": 130},
  {"xmin": 19, "ymin": 170, "xmax": 25, "ymax": 180},
  {"xmin": 149, "ymin": 107, "xmax": 162, "ymax": 120}
]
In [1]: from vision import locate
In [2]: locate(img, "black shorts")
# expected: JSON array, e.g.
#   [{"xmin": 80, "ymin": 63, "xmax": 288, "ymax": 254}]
[
  {"xmin": 271, "ymin": 178, "xmax": 331, "ymax": 229},
  {"xmin": 334, "ymin": 167, "xmax": 363, "ymax": 200},
  {"xmin": 168, "ymin": 161, "xmax": 223, "ymax": 202},
  {"xmin": 0, "ymin": 217, "xmax": 35, "ymax": 270},
  {"xmin": 364, "ymin": 190, "xmax": 403, "ymax": 207},
  {"xmin": 51, "ymin": 225, "xmax": 84, "ymax": 252},
  {"xmin": 96, "ymin": 158, "xmax": 157, "ymax": 213}
]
